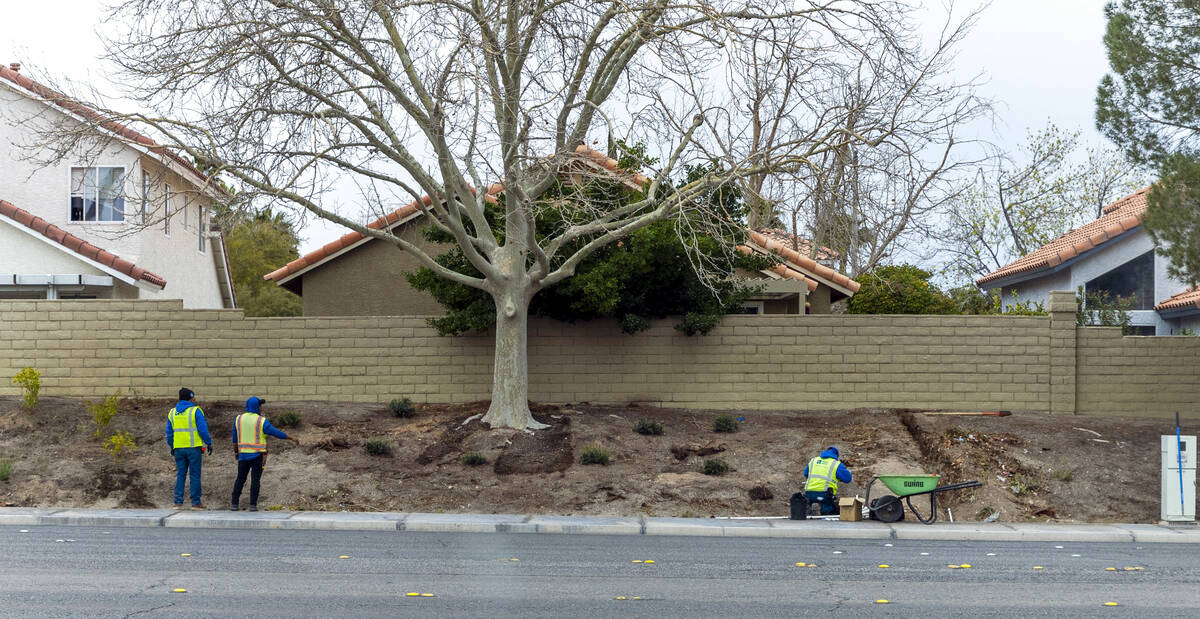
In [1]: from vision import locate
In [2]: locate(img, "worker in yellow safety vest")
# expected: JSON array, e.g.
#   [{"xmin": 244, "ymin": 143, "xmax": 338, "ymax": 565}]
[
  {"xmin": 803, "ymin": 446, "xmax": 853, "ymax": 515},
  {"xmin": 230, "ymin": 396, "xmax": 299, "ymax": 511},
  {"xmin": 165, "ymin": 387, "xmax": 214, "ymax": 509}
]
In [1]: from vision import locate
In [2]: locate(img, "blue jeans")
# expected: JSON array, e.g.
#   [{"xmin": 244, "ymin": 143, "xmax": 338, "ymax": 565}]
[
  {"xmin": 806, "ymin": 490, "xmax": 838, "ymax": 515},
  {"xmin": 173, "ymin": 447, "xmax": 204, "ymax": 505}
]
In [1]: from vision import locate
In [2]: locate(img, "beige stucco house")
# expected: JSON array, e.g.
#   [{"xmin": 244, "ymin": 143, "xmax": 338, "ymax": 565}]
[
  {"xmin": 0, "ymin": 63, "xmax": 235, "ymax": 308},
  {"xmin": 264, "ymin": 148, "xmax": 858, "ymax": 316}
]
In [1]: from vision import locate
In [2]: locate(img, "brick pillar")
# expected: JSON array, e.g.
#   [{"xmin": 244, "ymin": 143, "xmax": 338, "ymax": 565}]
[{"xmin": 1047, "ymin": 290, "xmax": 1078, "ymax": 414}]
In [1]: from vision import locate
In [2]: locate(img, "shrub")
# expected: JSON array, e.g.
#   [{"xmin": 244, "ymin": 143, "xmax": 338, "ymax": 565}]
[
  {"xmin": 1052, "ymin": 469, "xmax": 1074, "ymax": 482},
  {"xmin": 87, "ymin": 392, "xmax": 121, "ymax": 438},
  {"xmin": 846, "ymin": 264, "xmax": 957, "ymax": 315},
  {"xmin": 579, "ymin": 443, "xmax": 610, "ymax": 465},
  {"xmin": 363, "ymin": 438, "xmax": 395, "ymax": 456},
  {"xmin": 275, "ymin": 410, "xmax": 302, "ymax": 427},
  {"xmin": 389, "ymin": 397, "xmax": 415, "ymax": 418},
  {"xmin": 1076, "ymin": 286, "xmax": 1136, "ymax": 334},
  {"xmin": 103, "ymin": 431, "xmax": 137, "ymax": 464},
  {"xmin": 11, "ymin": 367, "xmax": 40, "ymax": 410},
  {"xmin": 712, "ymin": 415, "xmax": 739, "ymax": 433},
  {"xmin": 0, "ymin": 458, "xmax": 12, "ymax": 481},
  {"xmin": 702, "ymin": 459, "xmax": 729, "ymax": 476},
  {"xmin": 461, "ymin": 452, "xmax": 487, "ymax": 466},
  {"xmin": 634, "ymin": 419, "xmax": 663, "ymax": 435}
]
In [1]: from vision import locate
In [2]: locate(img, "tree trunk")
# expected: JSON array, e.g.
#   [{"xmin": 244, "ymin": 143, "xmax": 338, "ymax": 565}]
[{"xmin": 480, "ymin": 289, "xmax": 547, "ymax": 430}]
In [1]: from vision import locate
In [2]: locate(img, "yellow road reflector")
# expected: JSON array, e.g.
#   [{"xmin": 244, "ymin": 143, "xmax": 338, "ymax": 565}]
[
  {"xmin": 795, "ymin": 562, "xmax": 807, "ymax": 567},
  {"xmin": 180, "ymin": 553, "xmax": 192, "ymax": 557},
  {"xmin": 339, "ymin": 555, "xmax": 351, "ymax": 559},
  {"xmin": 1105, "ymin": 567, "xmax": 1116, "ymax": 571},
  {"xmin": 878, "ymin": 564, "xmax": 890, "ymax": 568},
  {"xmin": 1104, "ymin": 602, "xmax": 1118, "ymax": 606},
  {"xmin": 806, "ymin": 564, "xmax": 817, "ymax": 568},
  {"xmin": 615, "ymin": 596, "xmax": 627, "ymax": 600},
  {"xmin": 875, "ymin": 599, "xmax": 889, "ymax": 604},
  {"xmin": 1126, "ymin": 566, "xmax": 1144, "ymax": 571},
  {"xmin": 510, "ymin": 558, "xmax": 519, "ymax": 562},
  {"xmin": 645, "ymin": 560, "xmax": 655, "ymax": 564},
  {"xmin": 960, "ymin": 564, "xmax": 972, "ymax": 568},
  {"xmin": 420, "ymin": 593, "xmax": 434, "ymax": 597},
  {"xmin": 632, "ymin": 560, "xmax": 642, "ymax": 563},
  {"xmin": 406, "ymin": 592, "xmax": 419, "ymax": 597},
  {"xmin": 632, "ymin": 597, "xmax": 642, "ymax": 600},
  {"xmin": 947, "ymin": 564, "xmax": 960, "ymax": 569},
  {"xmin": 172, "ymin": 589, "xmax": 187, "ymax": 593},
  {"xmin": 1033, "ymin": 566, "xmax": 1044, "ymax": 570}
]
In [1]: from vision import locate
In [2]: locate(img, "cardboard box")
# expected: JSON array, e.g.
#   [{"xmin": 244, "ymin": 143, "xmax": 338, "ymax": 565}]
[{"xmin": 839, "ymin": 496, "xmax": 864, "ymax": 521}]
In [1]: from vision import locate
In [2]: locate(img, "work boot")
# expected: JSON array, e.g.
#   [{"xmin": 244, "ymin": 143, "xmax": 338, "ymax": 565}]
[
  {"xmin": 191, "ymin": 504, "xmax": 206, "ymax": 510},
  {"xmin": 173, "ymin": 503, "xmax": 184, "ymax": 509},
  {"xmin": 249, "ymin": 505, "xmax": 258, "ymax": 512},
  {"xmin": 230, "ymin": 503, "xmax": 239, "ymax": 512}
]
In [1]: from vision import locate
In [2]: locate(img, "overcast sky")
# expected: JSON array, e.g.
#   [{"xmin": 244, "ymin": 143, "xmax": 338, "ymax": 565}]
[{"xmin": 0, "ymin": 0, "xmax": 1116, "ymax": 254}]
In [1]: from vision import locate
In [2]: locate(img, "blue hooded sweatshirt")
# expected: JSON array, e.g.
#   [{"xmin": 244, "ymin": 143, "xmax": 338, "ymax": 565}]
[
  {"xmin": 165, "ymin": 400, "xmax": 213, "ymax": 449},
  {"xmin": 804, "ymin": 447, "xmax": 852, "ymax": 484},
  {"xmin": 232, "ymin": 396, "xmax": 289, "ymax": 461}
]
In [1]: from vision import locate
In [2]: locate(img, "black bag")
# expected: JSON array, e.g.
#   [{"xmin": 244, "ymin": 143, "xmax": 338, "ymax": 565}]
[{"xmin": 789, "ymin": 492, "xmax": 809, "ymax": 520}]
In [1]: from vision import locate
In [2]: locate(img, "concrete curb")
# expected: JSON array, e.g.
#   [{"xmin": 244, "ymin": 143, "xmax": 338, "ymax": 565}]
[{"xmin": 2, "ymin": 507, "xmax": 1199, "ymax": 542}]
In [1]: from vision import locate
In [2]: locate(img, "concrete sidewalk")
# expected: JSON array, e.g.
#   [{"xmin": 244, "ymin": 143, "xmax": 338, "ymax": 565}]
[{"xmin": 3, "ymin": 507, "xmax": 1198, "ymax": 542}]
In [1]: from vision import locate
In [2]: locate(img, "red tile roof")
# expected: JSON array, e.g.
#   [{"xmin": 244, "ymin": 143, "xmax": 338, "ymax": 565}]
[
  {"xmin": 745, "ymin": 231, "xmax": 860, "ymax": 293},
  {"xmin": 977, "ymin": 189, "xmax": 1148, "ymax": 286},
  {"xmin": 1156, "ymin": 287, "xmax": 1200, "ymax": 313},
  {"xmin": 0, "ymin": 64, "xmax": 225, "ymax": 196},
  {"xmin": 0, "ymin": 198, "xmax": 167, "ymax": 288},
  {"xmin": 752, "ymin": 228, "xmax": 839, "ymax": 261}
]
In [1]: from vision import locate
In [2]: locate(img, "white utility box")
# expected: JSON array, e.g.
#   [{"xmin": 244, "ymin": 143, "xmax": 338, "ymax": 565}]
[{"xmin": 1161, "ymin": 435, "xmax": 1196, "ymax": 522}]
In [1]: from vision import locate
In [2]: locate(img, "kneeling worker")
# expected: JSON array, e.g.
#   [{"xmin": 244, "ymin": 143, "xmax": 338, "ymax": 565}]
[
  {"xmin": 803, "ymin": 446, "xmax": 852, "ymax": 515},
  {"xmin": 231, "ymin": 396, "xmax": 299, "ymax": 511}
]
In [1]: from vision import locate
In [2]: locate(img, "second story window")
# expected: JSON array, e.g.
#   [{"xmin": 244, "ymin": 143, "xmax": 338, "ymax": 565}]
[
  {"xmin": 70, "ymin": 166, "xmax": 125, "ymax": 222},
  {"xmin": 141, "ymin": 171, "xmax": 150, "ymax": 225},
  {"xmin": 198, "ymin": 207, "xmax": 207, "ymax": 253}
]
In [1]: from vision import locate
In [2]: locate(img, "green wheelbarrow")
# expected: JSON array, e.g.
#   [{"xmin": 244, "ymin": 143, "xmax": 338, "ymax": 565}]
[{"xmin": 863, "ymin": 474, "xmax": 982, "ymax": 524}]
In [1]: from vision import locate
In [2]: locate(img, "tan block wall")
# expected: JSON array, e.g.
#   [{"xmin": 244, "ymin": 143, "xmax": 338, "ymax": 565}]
[
  {"xmin": 1076, "ymin": 327, "xmax": 1200, "ymax": 419},
  {"xmin": 1, "ymin": 299, "xmax": 1195, "ymax": 417},
  {"xmin": 0, "ymin": 300, "xmax": 1050, "ymax": 412}
]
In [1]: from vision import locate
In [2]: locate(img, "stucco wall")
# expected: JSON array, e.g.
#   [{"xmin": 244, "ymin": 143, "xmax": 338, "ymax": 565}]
[
  {"xmin": 0, "ymin": 82, "xmax": 226, "ymax": 309},
  {"xmin": 299, "ymin": 225, "xmax": 446, "ymax": 317}
]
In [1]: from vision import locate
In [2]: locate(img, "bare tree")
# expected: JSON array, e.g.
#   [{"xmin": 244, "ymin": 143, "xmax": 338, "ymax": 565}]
[
  {"xmin": 942, "ymin": 122, "xmax": 1152, "ymax": 284},
  {"xmin": 24, "ymin": 0, "xmax": 984, "ymax": 429},
  {"xmin": 691, "ymin": 4, "xmax": 989, "ymax": 274}
]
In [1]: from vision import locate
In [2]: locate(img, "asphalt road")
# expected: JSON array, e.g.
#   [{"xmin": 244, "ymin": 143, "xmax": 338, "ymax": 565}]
[{"xmin": 1, "ymin": 525, "xmax": 1198, "ymax": 617}]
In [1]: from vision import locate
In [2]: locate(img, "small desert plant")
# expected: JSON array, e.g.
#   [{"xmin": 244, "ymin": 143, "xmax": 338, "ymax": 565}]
[
  {"xmin": 461, "ymin": 452, "xmax": 487, "ymax": 466},
  {"xmin": 1052, "ymin": 469, "xmax": 1074, "ymax": 482},
  {"xmin": 712, "ymin": 415, "xmax": 739, "ymax": 433},
  {"xmin": 579, "ymin": 443, "xmax": 610, "ymax": 465},
  {"xmin": 1009, "ymin": 473, "xmax": 1036, "ymax": 496},
  {"xmin": 275, "ymin": 410, "xmax": 302, "ymax": 427},
  {"xmin": 702, "ymin": 459, "xmax": 729, "ymax": 476},
  {"xmin": 103, "ymin": 431, "xmax": 137, "ymax": 464},
  {"xmin": 363, "ymin": 438, "xmax": 395, "ymax": 456},
  {"xmin": 634, "ymin": 419, "xmax": 663, "ymax": 435},
  {"xmin": 975, "ymin": 506, "xmax": 996, "ymax": 521},
  {"xmin": 11, "ymin": 367, "xmax": 40, "ymax": 410},
  {"xmin": 87, "ymin": 392, "xmax": 121, "ymax": 437},
  {"xmin": 388, "ymin": 397, "xmax": 415, "ymax": 418},
  {"xmin": 0, "ymin": 457, "xmax": 12, "ymax": 481}
]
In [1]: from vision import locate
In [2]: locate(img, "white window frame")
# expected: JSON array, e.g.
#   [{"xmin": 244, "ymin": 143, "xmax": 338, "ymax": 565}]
[
  {"xmin": 140, "ymin": 170, "xmax": 151, "ymax": 225},
  {"xmin": 163, "ymin": 184, "xmax": 172, "ymax": 236},
  {"xmin": 197, "ymin": 207, "xmax": 207, "ymax": 253},
  {"xmin": 68, "ymin": 165, "xmax": 127, "ymax": 224}
]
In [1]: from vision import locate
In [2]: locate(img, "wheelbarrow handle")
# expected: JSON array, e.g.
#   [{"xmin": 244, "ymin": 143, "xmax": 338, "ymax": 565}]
[{"xmin": 932, "ymin": 480, "xmax": 983, "ymax": 493}]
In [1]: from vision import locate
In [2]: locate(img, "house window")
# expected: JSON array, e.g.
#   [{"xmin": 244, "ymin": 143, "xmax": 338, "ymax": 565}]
[
  {"xmin": 198, "ymin": 208, "xmax": 207, "ymax": 253},
  {"xmin": 163, "ymin": 185, "xmax": 172, "ymax": 235},
  {"xmin": 140, "ymin": 171, "xmax": 150, "ymax": 225},
  {"xmin": 183, "ymin": 202, "xmax": 189, "ymax": 230},
  {"xmin": 70, "ymin": 166, "xmax": 125, "ymax": 222},
  {"xmin": 733, "ymin": 301, "xmax": 765, "ymax": 315},
  {"xmin": 1085, "ymin": 251, "xmax": 1154, "ymax": 310}
]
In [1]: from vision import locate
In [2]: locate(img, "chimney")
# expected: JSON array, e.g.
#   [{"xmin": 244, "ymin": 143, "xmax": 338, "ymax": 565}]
[{"xmin": 8, "ymin": 63, "xmax": 19, "ymax": 73}]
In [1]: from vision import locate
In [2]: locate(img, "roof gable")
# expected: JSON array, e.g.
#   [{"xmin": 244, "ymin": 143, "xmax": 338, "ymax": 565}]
[{"xmin": 977, "ymin": 189, "xmax": 1148, "ymax": 287}]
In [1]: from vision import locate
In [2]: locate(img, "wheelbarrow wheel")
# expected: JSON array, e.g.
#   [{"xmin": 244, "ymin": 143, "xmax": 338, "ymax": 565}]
[{"xmin": 869, "ymin": 495, "xmax": 904, "ymax": 523}]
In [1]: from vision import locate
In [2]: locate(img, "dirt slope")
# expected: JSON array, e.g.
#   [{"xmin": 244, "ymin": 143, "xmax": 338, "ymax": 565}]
[{"xmin": 0, "ymin": 396, "xmax": 1189, "ymax": 522}]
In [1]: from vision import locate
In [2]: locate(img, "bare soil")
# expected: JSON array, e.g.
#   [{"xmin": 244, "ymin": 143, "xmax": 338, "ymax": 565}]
[{"xmin": 0, "ymin": 396, "xmax": 1188, "ymax": 522}]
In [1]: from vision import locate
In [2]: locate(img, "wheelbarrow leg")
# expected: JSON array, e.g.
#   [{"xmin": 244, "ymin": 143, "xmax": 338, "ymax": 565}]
[{"xmin": 905, "ymin": 492, "xmax": 939, "ymax": 524}]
